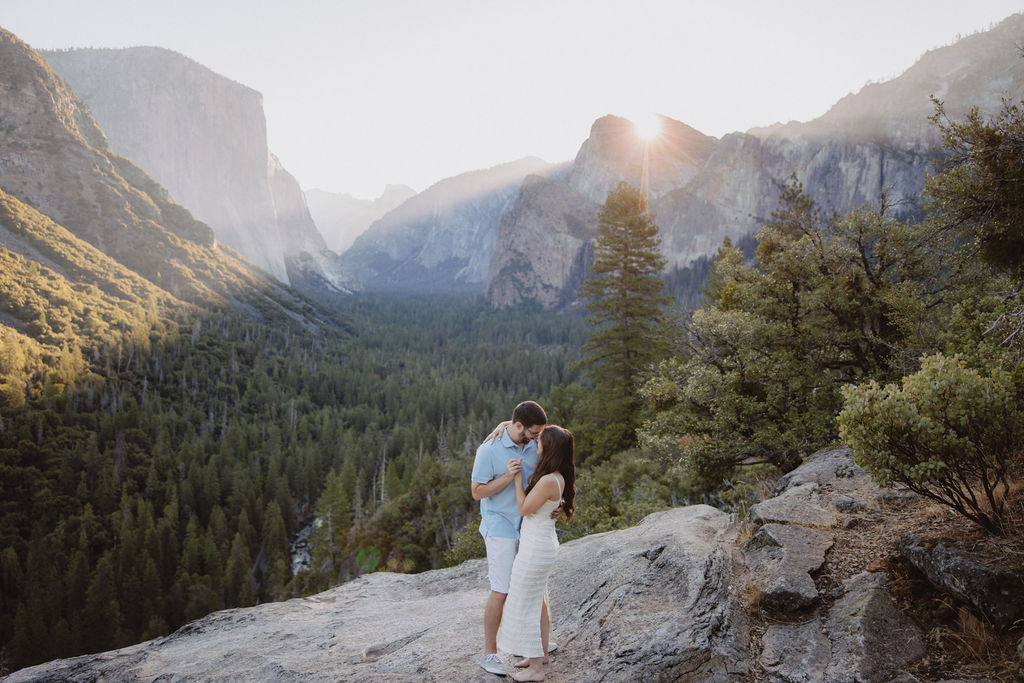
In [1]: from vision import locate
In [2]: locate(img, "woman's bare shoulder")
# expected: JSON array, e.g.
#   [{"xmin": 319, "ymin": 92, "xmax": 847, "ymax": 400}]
[{"xmin": 540, "ymin": 473, "xmax": 562, "ymax": 497}]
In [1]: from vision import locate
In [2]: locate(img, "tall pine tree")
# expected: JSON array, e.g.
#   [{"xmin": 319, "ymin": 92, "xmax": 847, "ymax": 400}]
[{"xmin": 578, "ymin": 181, "xmax": 671, "ymax": 460}]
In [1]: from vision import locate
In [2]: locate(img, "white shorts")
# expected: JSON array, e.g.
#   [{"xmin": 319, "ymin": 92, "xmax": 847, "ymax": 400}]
[{"xmin": 485, "ymin": 535, "xmax": 518, "ymax": 594}]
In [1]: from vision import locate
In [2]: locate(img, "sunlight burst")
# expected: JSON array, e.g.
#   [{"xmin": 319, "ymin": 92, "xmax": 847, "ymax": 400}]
[{"xmin": 632, "ymin": 113, "xmax": 662, "ymax": 141}]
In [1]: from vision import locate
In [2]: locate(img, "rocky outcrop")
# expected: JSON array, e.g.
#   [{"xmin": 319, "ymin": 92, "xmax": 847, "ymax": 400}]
[
  {"xmin": 898, "ymin": 535, "xmax": 1024, "ymax": 631},
  {"xmin": 3, "ymin": 505, "xmax": 749, "ymax": 682},
  {"xmin": 743, "ymin": 523, "xmax": 834, "ymax": 612},
  {"xmin": 43, "ymin": 46, "xmax": 356, "ymax": 292},
  {"xmin": 341, "ymin": 157, "xmax": 560, "ymax": 292},
  {"xmin": 306, "ymin": 184, "xmax": 417, "ymax": 254},
  {"xmin": 742, "ymin": 447, "xmax": 929, "ymax": 683},
  {"xmin": 6, "ymin": 448, "xmax": 956, "ymax": 683},
  {"xmin": 823, "ymin": 572, "xmax": 927, "ymax": 682}
]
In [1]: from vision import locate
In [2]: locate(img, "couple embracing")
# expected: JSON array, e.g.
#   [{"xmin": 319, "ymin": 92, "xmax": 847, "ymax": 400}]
[{"xmin": 471, "ymin": 400, "xmax": 577, "ymax": 681}]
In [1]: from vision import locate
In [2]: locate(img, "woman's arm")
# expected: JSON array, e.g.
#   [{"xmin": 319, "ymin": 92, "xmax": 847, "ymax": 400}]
[
  {"xmin": 515, "ymin": 473, "xmax": 558, "ymax": 516},
  {"xmin": 481, "ymin": 420, "xmax": 512, "ymax": 445}
]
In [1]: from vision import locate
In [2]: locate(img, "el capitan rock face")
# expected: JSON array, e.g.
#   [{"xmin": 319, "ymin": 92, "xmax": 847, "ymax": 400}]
[
  {"xmin": 0, "ymin": 29, "xmax": 329, "ymax": 326},
  {"xmin": 43, "ymin": 46, "xmax": 356, "ymax": 293}
]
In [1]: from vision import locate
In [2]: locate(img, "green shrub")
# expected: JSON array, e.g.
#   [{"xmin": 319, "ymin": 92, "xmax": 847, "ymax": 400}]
[{"xmin": 839, "ymin": 353, "xmax": 1024, "ymax": 533}]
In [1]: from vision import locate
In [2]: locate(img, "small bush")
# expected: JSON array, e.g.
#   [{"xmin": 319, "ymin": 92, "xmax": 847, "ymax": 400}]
[{"xmin": 838, "ymin": 353, "xmax": 1023, "ymax": 534}]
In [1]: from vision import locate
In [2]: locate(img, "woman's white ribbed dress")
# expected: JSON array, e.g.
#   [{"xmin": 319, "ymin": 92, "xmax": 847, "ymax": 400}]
[{"xmin": 496, "ymin": 477, "xmax": 562, "ymax": 659}]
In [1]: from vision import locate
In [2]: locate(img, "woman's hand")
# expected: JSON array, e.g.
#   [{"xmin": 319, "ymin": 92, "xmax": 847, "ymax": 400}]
[
  {"xmin": 505, "ymin": 457, "xmax": 522, "ymax": 478},
  {"xmin": 482, "ymin": 420, "xmax": 512, "ymax": 444}
]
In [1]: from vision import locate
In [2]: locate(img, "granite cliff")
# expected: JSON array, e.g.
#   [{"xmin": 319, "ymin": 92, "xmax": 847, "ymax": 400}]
[
  {"xmin": 42, "ymin": 46, "xmax": 356, "ymax": 294},
  {"xmin": 487, "ymin": 13, "xmax": 1024, "ymax": 308},
  {"xmin": 11, "ymin": 447, "xmax": 1015, "ymax": 682},
  {"xmin": 0, "ymin": 29, "xmax": 321, "ymax": 322}
]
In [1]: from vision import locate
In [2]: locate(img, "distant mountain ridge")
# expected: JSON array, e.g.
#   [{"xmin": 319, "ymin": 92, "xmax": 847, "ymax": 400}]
[
  {"xmin": 18, "ymin": 13, "xmax": 1024, "ymax": 305},
  {"xmin": 42, "ymin": 46, "xmax": 357, "ymax": 295},
  {"xmin": 340, "ymin": 157, "xmax": 564, "ymax": 291},
  {"xmin": 306, "ymin": 185, "xmax": 417, "ymax": 254}
]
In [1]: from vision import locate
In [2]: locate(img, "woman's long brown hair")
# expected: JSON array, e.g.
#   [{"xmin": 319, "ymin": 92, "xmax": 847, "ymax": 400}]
[{"xmin": 527, "ymin": 425, "xmax": 576, "ymax": 521}]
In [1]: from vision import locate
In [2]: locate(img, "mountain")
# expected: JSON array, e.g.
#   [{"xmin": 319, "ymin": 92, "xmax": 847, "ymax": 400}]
[
  {"xmin": 487, "ymin": 13, "xmax": 1024, "ymax": 308},
  {"xmin": 340, "ymin": 157, "xmax": 563, "ymax": 291},
  {"xmin": 0, "ymin": 29, "xmax": 327, "ymax": 329},
  {"xmin": 752, "ymin": 14, "xmax": 1024, "ymax": 143},
  {"xmin": 487, "ymin": 115, "xmax": 718, "ymax": 308},
  {"xmin": 306, "ymin": 185, "xmax": 417, "ymax": 254},
  {"xmin": 565, "ymin": 114, "xmax": 717, "ymax": 205},
  {"xmin": 42, "ymin": 46, "xmax": 357, "ymax": 294}
]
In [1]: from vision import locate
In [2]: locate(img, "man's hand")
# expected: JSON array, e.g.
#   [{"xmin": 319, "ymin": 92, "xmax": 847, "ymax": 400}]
[{"xmin": 550, "ymin": 498, "xmax": 564, "ymax": 520}]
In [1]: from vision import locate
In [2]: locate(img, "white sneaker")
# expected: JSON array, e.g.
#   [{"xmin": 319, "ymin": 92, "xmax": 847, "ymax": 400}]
[
  {"xmin": 548, "ymin": 640, "xmax": 558, "ymax": 654},
  {"xmin": 480, "ymin": 653, "xmax": 506, "ymax": 675}
]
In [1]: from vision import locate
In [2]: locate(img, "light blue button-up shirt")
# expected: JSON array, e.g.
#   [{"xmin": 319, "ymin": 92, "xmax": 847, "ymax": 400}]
[{"xmin": 471, "ymin": 427, "xmax": 539, "ymax": 539}]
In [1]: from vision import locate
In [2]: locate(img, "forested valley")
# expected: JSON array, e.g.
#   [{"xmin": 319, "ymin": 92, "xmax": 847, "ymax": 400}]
[{"xmin": 0, "ymin": 291, "xmax": 600, "ymax": 672}]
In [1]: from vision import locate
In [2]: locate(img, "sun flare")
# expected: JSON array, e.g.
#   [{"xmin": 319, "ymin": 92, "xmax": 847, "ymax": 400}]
[{"xmin": 632, "ymin": 113, "xmax": 662, "ymax": 141}]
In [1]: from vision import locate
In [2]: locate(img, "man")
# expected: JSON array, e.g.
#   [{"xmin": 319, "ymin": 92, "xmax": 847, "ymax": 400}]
[{"xmin": 471, "ymin": 400, "xmax": 556, "ymax": 675}]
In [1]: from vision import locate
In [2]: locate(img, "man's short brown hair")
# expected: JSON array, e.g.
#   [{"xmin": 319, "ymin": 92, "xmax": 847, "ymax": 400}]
[{"xmin": 512, "ymin": 400, "xmax": 547, "ymax": 429}]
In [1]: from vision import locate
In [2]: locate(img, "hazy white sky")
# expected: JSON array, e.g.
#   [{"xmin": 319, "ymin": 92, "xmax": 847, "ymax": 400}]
[{"xmin": 2, "ymin": 1, "xmax": 1021, "ymax": 198}]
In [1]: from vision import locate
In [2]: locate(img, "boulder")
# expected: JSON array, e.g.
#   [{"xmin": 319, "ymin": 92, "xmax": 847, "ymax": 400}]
[
  {"xmin": 759, "ymin": 617, "xmax": 831, "ymax": 682},
  {"xmin": 748, "ymin": 482, "xmax": 839, "ymax": 529},
  {"xmin": 824, "ymin": 572, "xmax": 926, "ymax": 683},
  {"xmin": 553, "ymin": 506, "xmax": 751, "ymax": 682},
  {"xmin": 744, "ymin": 523, "xmax": 834, "ymax": 612},
  {"xmin": 898, "ymin": 535, "xmax": 1024, "ymax": 631},
  {"xmin": 770, "ymin": 446, "xmax": 873, "ymax": 496},
  {"xmin": 830, "ymin": 492, "xmax": 868, "ymax": 513}
]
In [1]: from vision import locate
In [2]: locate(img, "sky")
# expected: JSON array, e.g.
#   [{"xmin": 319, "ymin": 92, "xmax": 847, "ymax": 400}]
[{"xmin": 2, "ymin": 1, "xmax": 1022, "ymax": 199}]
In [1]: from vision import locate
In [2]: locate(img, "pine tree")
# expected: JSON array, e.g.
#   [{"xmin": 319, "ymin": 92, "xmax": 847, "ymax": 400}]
[
  {"xmin": 578, "ymin": 181, "xmax": 671, "ymax": 459},
  {"xmin": 224, "ymin": 532, "xmax": 255, "ymax": 606},
  {"xmin": 81, "ymin": 554, "xmax": 122, "ymax": 654}
]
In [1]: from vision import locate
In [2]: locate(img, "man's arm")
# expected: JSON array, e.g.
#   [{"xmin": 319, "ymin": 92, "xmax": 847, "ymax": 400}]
[{"xmin": 471, "ymin": 457, "xmax": 521, "ymax": 500}]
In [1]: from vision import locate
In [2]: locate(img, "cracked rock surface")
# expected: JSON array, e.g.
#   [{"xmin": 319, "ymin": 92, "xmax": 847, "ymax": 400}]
[{"xmin": 3, "ymin": 506, "xmax": 749, "ymax": 682}]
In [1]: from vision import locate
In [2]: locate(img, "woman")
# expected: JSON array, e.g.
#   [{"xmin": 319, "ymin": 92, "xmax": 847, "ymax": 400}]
[{"xmin": 496, "ymin": 425, "xmax": 576, "ymax": 681}]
